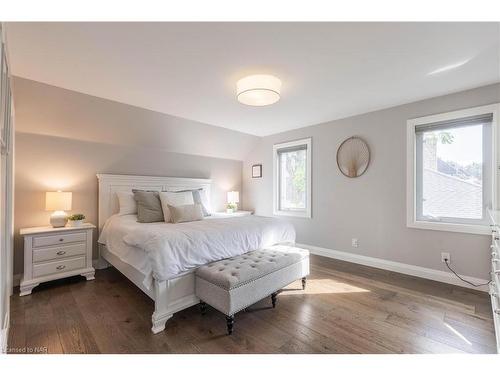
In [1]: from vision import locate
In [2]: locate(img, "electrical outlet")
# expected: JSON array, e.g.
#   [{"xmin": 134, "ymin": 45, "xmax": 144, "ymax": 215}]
[
  {"xmin": 352, "ymin": 238, "xmax": 359, "ymax": 248},
  {"xmin": 441, "ymin": 252, "xmax": 450, "ymax": 263}
]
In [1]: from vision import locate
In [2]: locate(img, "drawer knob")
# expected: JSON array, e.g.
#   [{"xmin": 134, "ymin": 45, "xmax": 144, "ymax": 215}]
[
  {"xmin": 59, "ymin": 238, "xmax": 64, "ymax": 242},
  {"xmin": 56, "ymin": 265, "xmax": 66, "ymax": 270},
  {"xmin": 56, "ymin": 250, "xmax": 66, "ymax": 256}
]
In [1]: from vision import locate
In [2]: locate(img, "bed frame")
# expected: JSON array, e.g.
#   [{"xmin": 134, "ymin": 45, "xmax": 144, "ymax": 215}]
[{"xmin": 97, "ymin": 173, "xmax": 212, "ymax": 333}]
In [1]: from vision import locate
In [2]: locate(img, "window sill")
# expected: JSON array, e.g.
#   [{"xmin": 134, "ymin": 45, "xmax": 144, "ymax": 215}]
[
  {"xmin": 407, "ymin": 220, "xmax": 490, "ymax": 236},
  {"xmin": 273, "ymin": 209, "xmax": 311, "ymax": 218}
]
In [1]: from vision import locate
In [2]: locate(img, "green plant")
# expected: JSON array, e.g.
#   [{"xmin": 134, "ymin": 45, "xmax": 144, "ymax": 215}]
[
  {"xmin": 226, "ymin": 203, "xmax": 237, "ymax": 210},
  {"xmin": 68, "ymin": 213, "xmax": 85, "ymax": 221}
]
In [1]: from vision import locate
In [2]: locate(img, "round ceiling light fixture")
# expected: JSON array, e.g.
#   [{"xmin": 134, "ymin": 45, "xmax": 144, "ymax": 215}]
[{"xmin": 236, "ymin": 74, "xmax": 281, "ymax": 106}]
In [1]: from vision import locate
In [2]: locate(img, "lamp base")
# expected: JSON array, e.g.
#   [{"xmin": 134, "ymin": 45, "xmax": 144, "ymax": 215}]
[{"xmin": 50, "ymin": 211, "xmax": 68, "ymax": 228}]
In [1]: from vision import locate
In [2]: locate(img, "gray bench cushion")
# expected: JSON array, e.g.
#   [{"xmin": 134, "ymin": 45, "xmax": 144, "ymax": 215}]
[
  {"xmin": 195, "ymin": 245, "xmax": 310, "ymax": 316},
  {"xmin": 196, "ymin": 245, "xmax": 308, "ymax": 290}
]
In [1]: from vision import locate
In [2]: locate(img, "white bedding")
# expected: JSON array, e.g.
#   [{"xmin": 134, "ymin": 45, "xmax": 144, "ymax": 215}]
[{"xmin": 98, "ymin": 214, "xmax": 295, "ymax": 287}]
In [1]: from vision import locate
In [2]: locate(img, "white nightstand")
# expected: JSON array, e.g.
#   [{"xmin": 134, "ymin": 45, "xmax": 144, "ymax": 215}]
[
  {"xmin": 19, "ymin": 223, "xmax": 96, "ymax": 296},
  {"xmin": 212, "ymin": 210, "xmax": 253, "ymax": 218}
]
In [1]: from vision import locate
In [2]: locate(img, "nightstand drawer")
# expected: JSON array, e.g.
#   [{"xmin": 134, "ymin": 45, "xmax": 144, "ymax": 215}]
[
  {"xmin": 33, "ymin": 256, "xmax": 86, "ymax": 278},
  {"xmin": 32, "ymin": 232, "xmax": 86, "ymax": 248},
  {"xmin": 33, "ymin": 243, "xmax": 86, "ymax": 263}
]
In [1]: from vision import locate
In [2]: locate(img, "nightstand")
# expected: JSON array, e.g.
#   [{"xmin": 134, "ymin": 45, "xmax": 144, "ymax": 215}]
[
  {"xmin": 19, "ymin": 223, "xmax": 96, "ymax": 296},
  {"xmin": 212, "ymin": 211, "xmax": 253, "ymax": 218}
]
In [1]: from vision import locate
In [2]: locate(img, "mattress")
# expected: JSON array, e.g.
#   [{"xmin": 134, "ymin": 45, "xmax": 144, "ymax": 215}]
[{"xmin": 98, "ymin": 214, "xmax": 295, "ymax": 288}]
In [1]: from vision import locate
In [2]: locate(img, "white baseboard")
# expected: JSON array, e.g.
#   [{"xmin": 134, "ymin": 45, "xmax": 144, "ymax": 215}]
[
  {"xmin": 298, "ymin": 243, "xmax": 490, "ymax": 292},
  {"xmin": 1, "ymin": 311, "xmax": 9, "ymax": 354}
]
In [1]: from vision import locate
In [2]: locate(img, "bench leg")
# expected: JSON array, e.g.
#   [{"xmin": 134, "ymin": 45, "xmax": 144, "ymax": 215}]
[
  {"xmin": 200, "ymin": 301, "xmax": 207, "ymax": 315},
  {"xmin": 226, "ymin": 315, "xmax": 234, "ymax": 335},
  {"xmin": 271, "ymin": 292, "xmax": 277, "ymax": 308},
  {"xmin": 302, "ymin": 277, "xmax": 307, "ymax": 290}
]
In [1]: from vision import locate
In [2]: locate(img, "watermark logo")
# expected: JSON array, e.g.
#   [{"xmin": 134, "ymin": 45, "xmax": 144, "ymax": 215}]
[{"xmin": 7, "ymin": 346, "xmax": 48, "ymax": 354}]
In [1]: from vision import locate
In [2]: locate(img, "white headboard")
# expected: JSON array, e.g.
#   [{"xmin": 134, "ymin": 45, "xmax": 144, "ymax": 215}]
[{"xmin": 96, "ymin": 173, "xmax": 212, "ymax": 231}]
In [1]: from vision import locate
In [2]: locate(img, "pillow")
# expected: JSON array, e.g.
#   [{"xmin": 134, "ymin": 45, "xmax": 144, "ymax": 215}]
[
  {"xmin": 193, "ymin": 188, "xmax": 211, "ymax": 216},
  {"xmin": 116, "ymin": 191, "xmax": 137, "ymax": 215},
  {"xmin": 167, "ymin": 188, "xmax": 211, "ymax": 217},
  {"xmin": 168, "ymin": 204, "xmax": 204, "ymax": 224},
  {"xmin": 132, "ymin": 190, "xmax": 164, "ymax": 223},
  {"xmin": 159, "ymin": 191, "xmax": 194, "ymax": 222}
]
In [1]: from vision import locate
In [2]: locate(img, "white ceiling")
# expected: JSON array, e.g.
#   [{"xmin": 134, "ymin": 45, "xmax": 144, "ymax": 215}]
[{"xmin": 6, "ymin": 22, "xmax": 500, "ymax": 137}]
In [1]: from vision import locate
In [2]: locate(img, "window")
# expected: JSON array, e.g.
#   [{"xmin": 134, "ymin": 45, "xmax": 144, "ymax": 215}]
[
  {"xmin": 407, "ymin": 104, "xmax": 499, "ymax": 235},
  {"xmin": 273, "ymin": 138, "xmax": 312, "ymax": 218}
]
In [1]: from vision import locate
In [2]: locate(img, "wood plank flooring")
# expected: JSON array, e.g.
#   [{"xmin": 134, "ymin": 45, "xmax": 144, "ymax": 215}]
[{"xmin": 8, "ymin": 255, "xmax": 497, "ymax": 354}]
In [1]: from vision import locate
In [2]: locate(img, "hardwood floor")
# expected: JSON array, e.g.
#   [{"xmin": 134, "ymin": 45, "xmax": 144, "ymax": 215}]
[{"xmin": 8, "ymin": 254, "xmax": 497, "ymax": 354}]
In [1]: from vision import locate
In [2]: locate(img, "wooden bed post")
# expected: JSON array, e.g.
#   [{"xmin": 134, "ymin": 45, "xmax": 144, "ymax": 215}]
[{"xmin": 151, "ymin": 279, "xmax": 173, "ymax": 334}]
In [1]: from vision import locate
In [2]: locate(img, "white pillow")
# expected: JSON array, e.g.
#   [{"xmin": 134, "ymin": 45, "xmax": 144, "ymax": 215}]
[
  {"xmin": 116, "ymin": 191, "xmax": 137, "ymax": 215},
  {"xmin": 198, "ymin": 187, "xmax": 212, "ymax": 214},
  {"xmin": 159, "ymin": 191, "xmax": 194, "ymax": 222}
]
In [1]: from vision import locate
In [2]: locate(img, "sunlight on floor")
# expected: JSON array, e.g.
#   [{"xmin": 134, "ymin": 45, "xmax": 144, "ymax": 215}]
[
  {"xmin": 444, "ymin": 322, "xmax": 472, "ymax": 345},
  {"xmin": 280, "ymin": 278, "xmax": 370, "ymax": 295}
]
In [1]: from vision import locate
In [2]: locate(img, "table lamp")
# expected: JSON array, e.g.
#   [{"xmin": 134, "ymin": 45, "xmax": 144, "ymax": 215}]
[{"xmin": 45, "ymin": 191, "xmax": 72, "ymax": 227}]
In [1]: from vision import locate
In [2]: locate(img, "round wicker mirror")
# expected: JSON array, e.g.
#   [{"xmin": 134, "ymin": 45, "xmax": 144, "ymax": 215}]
[{"xmin": 336, "ymin": 136, "xmax": 370, "ymax": 178}]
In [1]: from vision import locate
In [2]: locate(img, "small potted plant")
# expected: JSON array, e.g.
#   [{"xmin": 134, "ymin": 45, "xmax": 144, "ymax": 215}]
[
  {"xmin": 226, "ymin": 202, "xmax": 237, "ymax": 214},
  {"xmin": 68, "ymin": 213, "xmax": 86, "ymax": 227}
]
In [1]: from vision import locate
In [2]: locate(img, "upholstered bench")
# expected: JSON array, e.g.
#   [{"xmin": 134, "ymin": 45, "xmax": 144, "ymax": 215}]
[{"xmin": 195, "ymin": 244, "xmax": 310, "ymax": 334}]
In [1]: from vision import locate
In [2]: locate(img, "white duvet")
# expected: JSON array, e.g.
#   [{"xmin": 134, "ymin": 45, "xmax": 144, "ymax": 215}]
[{"xmin": 99, "ymin": 214, "xmax": 295, "ymax": 287}]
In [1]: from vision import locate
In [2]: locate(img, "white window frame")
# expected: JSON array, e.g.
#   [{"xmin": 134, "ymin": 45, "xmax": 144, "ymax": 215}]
[
  {"xmin": 406, "ymin": 103, "xmax": 499, "ymax": 235},
  {"xmin": 273, "ymin": 137, "xmax": 312, "ymax": 218}
]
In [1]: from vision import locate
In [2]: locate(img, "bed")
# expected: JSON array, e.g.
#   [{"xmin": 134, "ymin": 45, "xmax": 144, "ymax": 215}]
[{"xmin": 96, "ymin": 174, "xmax": 295, "ymax": 333}]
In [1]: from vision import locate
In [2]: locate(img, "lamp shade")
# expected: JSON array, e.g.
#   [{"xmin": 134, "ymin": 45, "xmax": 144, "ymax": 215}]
[
  {"xmin": 45, "ymin": 191, "xmax": 72, "ymax": 211},
  {"xmin": 227, "ymin": 191, "xmax": 239, "ymax": 204},
  {"xmin": 236, "ymin": 74, "xmax": 281, "ymax": 106}
]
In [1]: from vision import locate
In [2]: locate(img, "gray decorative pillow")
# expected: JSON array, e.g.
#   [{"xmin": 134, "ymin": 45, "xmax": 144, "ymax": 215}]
[
  {"xmin": 168, "ymin": 204, "xmax": 204, "ymax": 224},
  {"xmin": 132, "ymin": 190, "xmax": 164, "ymax": 223},
  {"xmin": 168, "ymin": 188, "xmax": 211, "ymax": 217}
]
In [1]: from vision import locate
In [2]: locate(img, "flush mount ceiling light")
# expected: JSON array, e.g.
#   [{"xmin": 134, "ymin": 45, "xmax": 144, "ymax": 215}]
[{"xmin": 236, "ymin": 74, "xmax": 281, "ymax": 106}]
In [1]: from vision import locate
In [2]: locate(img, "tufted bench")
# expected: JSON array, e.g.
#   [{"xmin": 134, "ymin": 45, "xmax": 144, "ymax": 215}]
[{"xmin": 195, "ymin": 244, "xmax": 309, "ymax": 334}]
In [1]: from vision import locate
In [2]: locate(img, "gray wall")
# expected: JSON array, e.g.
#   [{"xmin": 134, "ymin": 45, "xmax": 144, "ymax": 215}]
[
  {"xmin": 12, "ymin": 77, "xmax": 258, "ymax": 275},
  {"xmin": 13, "ymin": 77, "xmax": 258, "ymax": 161},
  {"xmin": 243, "ymin": 83, "xmax": 500, "ymax": 279}
]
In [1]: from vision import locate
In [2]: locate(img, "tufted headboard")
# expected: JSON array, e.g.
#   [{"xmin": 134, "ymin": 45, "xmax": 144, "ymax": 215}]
[{"xmin": 96, "ymin": 173, "xmax": 212, "ymax": 232}]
